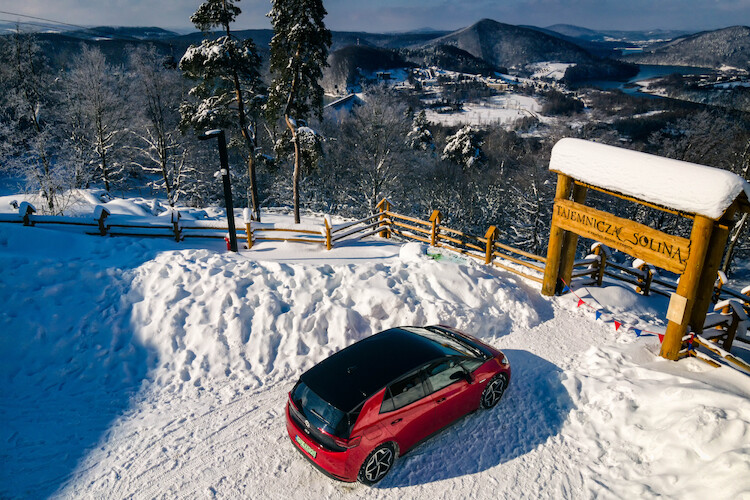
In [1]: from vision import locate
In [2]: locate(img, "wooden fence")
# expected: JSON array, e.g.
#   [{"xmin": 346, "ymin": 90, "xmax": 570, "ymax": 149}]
[{"xmin": 3, "ymin": 199, "xmax": 748, "ymax": 351}]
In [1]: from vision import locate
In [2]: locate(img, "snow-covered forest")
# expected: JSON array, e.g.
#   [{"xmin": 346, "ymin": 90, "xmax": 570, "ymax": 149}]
[{"xmin": 1, "ymin": 1, "xmax": 748, "ymax": 269}]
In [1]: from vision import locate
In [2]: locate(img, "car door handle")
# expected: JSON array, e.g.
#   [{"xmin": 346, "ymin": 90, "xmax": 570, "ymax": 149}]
[
  {"xmin": 436, "ymin": 397, "xmax": 446, "ymax": 403},
  {"xmin": 390, "ymin": 418, "xmax": 402, "ymax": 425}
]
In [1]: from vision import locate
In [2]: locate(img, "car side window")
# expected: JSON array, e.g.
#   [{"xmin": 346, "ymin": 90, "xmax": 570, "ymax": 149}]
[
  {"xmin": 381, "ymin": 372, "xmax": 426, "ymax": 412},
  {"xmin": 460, "ymin": 358, "xmax": 484, "ymax": 373},
  {"xmin": 424, "ymin": 358, "xmax": 466, "ymax": 394}
]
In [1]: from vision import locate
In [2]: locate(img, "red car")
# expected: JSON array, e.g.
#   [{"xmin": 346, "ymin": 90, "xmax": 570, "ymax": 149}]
[{"xmin": 286, "ymin": 325, "xmax": 511, "ymax": 485}]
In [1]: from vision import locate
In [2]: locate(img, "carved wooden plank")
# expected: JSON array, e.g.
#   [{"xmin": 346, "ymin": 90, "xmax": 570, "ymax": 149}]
[{"xmin": 552, "ymin": 199, "xmax": 691, "ymax": 274}]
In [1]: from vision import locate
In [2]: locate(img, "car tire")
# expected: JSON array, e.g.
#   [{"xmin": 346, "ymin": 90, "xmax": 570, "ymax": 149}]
[
  {"xmin": 357, "ymin": 442, "xmax": 396, "ymax": 485},
  {"xmin": 480, "ymin": 373, "xmax": 508, "ymax": 409}
]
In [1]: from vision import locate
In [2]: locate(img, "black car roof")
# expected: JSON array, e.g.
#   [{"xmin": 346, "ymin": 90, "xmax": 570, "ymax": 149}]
[{"xmin": 300, "ymin": 327, "xmax": 469, "ymax": 413}]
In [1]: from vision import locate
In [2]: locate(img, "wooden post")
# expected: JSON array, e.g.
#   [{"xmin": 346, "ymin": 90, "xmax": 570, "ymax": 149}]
[
  {"xmin": 94, "ymin": 206, "xmax": 110, "ymax": 236},
  {"xmin": 723, "ymin": 308, "xmax": 740, "ymax": 351},
  {"xmin": 634, "ymin": 261, "xmax": 654, "ymax": 296},
  {"xmin": 484, "ymin": 226, "xmax": 497, "ymax": 265},
  {"xmin": 542, "ymin": 174, "xmax": 573, "ymax": 296},
  {"xmin": 660, "ymin": 214, "xmax": 715, "ymax": 360},
  {"xmin": 593, "ymin": 244, "xmax": 608, "ymax": 287},
  {"xmin": 429, "ymin": 210, "xmax": 442, "ymax": 247},
  {"xmin": 376, "ymin": 198, "xmax": 391, "ymax": 238},
  {"xmin": 245, "ymin": 219, "xmax": 253, "ymax": 249},
  {"xmin": 324, "ymin": 217, "xmax": 332, "ymax": 250},
  {"xmin": 20, "ymin": 202, "xmax": 36, "ymax": 226},
  {"xmin": 690, "ymin": 206, "xmax": 736, "ymax": 334},
  {"xmin": 558, "ymin": 184, "xmax": 588, "ymax": 290},
  {"xmin": 171, "ymin": 209, "xmax": 181, "ymax": 242}
]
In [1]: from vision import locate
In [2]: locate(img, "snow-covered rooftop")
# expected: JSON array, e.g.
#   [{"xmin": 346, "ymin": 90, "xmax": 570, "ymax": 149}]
[{"xmin": 550, "ymin": 138, "xmax": 750, "ymax": 219}]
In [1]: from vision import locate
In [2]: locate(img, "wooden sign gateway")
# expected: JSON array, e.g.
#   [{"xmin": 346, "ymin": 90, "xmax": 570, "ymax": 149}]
[{"xmin": 542, "ymin": 138, "xmax": 750, "ymax": 362}]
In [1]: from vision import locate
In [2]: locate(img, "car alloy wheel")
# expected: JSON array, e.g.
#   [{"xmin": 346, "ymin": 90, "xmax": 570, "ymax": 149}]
[
  {"xmin": 480, "ymin": 373, "xmax": 507, "ymax": 409},
  {"xmin": 358, "ymin": 443, "xmax": 395, "ymax": 485}
]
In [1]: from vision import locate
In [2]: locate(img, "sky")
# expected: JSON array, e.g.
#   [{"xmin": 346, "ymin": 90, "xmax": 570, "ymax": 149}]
[{"xmin": 1, "ymin": 0, "xmax": 749, "ymax": 34}]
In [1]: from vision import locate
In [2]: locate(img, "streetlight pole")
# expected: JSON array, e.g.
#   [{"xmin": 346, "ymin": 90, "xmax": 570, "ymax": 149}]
[{"xmin": 199, "ymin": 129, "xmax": 238, "ymax": 252}]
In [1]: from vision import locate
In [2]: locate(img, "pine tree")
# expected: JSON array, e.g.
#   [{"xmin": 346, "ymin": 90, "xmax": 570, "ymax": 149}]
[
  {"xmin": 267, "ymin": 0, "xmax": 331, "ymax": 223},
  {"xmin": 442, "ymin": 125, "xmax": 485, "ymax": 169},
  {"xmin": 406, "ymin": 110, "xmax": 434, "ymax": 151},
  {"xmin": 180, "ymin": 0, "xmax": 265, "ymax": 220}
]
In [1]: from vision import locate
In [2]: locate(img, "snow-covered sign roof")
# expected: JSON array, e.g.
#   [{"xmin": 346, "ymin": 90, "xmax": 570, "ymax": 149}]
[{"xmin": 550, "ymin": 138, "xmax": 750, "ymax": 220}]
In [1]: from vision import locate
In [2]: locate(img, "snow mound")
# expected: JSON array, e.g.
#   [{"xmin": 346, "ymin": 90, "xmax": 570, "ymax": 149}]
[
  {"xmin": 563, "ymin": 344, "xmax": 750, "ymax": 499},
  {"xmin": 129, "ymin": 248, "xmax": 540, "ymax": 389},
  {"xmin": 550, "ymin": 138, "xmax": 750, "ymax": 219}
]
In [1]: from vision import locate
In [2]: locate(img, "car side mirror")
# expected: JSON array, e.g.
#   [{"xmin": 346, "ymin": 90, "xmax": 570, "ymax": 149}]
[{"xmin": 450, "ymin": 370, "xmax": 473, "ymax": 384}]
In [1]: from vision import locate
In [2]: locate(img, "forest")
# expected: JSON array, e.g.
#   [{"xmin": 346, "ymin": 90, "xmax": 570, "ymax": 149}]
[{"xmin": 1, "ymin": 7, "xmax": 748, "ymax": 273}]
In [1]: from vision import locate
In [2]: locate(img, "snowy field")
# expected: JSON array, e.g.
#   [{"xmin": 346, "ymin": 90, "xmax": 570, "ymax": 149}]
[
  {"xmin": 1, "ymin": 195, "xmax": 750, "ymax": 499},
  {"xmin": 425, "ymin": 95, "xmax": 543, "ymax": 128}
]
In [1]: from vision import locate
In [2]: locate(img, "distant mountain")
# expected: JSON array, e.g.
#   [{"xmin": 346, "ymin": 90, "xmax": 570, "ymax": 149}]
[
  {"xmin": 425, "ymin": 19, "xmax": 594, "ymax": 68},
  {"xmin": 544, "ymin": 24, "xmax": 691, "ymax": 44},
  {"xmin": 323, "ymin": 45, "xmax": 415, "ymax": 91},
  {"xmin": 421, "ymin": 19, "xmax": 637, "ymax": 82},
  {"xmin": 64, "ymin": 26, "xmax": 180, "ymax": 41},
  {"xmin": 622, "ymin": 26, "xmax": 750, "ymax": 69}
]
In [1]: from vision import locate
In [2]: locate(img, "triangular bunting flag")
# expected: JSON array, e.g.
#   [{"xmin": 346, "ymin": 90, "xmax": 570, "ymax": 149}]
[
  {"xmin": 614, "ymin": 321, "xmax": 622, "ymax": 331},
  {"xmin": 595, "ymin": 311, "xmax": 602, "ymax": 320},
  {"xmin": 633, "ymin": 328, "xmax": 642, "ymax": 337},
  {"xmin": 658, "ymin": 333, "xmax": 665, "ymax": 343},
  {"xmin": 562, "ymin": 286, "xmax": 570, "ymax": 294},
  {"xmin": 577, "ymin": 299, "xmax": 584, "ymax": 308}
]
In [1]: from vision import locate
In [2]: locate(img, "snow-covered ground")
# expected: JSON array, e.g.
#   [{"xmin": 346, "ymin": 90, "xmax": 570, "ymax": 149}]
[
  {"xmin": 527, "ymin": 62, "xmax": 576, "ymax": 81},
  {"xmin": 425, "ymin": 95, "xmax": 543, "ymax": 128},
  {"xmin": 1, "ymin": 195, "xmax": 750, "ymax": 499}
]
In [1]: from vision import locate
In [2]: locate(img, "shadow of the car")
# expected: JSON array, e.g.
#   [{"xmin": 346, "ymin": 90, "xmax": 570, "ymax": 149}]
[{"xmin": 377, "ymin": 349, "xmax": 572, "ymax": 487}]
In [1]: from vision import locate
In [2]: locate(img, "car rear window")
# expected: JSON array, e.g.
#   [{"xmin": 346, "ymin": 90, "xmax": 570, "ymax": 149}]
[{"xmin": 292, "ymin": 381, "xmax": 351, "ymax": 438}]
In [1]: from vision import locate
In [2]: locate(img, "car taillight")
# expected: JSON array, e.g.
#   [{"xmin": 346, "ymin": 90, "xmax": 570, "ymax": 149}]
[{"xmin": 333, "ymin": 435, "xmax": 361, "ymax": 449}]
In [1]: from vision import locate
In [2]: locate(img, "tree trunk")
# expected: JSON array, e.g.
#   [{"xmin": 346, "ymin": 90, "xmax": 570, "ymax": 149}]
[
  {"xmin": 286, "ymin": 114, "xmax": 301, "ymax": 224},
  {"xmin": 721, "ymin": 212, "xmax": 748, "ymax": 276}
]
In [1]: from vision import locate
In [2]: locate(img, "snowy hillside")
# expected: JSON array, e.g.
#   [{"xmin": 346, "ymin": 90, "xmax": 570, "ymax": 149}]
[{"xmin": 1, "ymin": 205, "xmax": 750, "ymax": 499}]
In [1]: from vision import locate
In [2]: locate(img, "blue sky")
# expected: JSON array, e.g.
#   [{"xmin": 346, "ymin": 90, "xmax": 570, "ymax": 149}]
[{"xmin": 3, "ymin": 0, "xmax": 749, "ymax": 33}]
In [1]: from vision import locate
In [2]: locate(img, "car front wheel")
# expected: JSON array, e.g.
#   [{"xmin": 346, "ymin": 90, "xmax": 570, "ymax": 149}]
[
  {"xmin": 357, "ymin": 443, "xmax": 396, "ymax": 485},
  {"xmin": 480, "ymin": 373, "xmax": 508, "ymax": 409}
]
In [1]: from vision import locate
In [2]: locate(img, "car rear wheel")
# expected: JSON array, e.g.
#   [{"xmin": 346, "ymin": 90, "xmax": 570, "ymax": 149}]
[
  {"xmin": 480, "ymin": 373, "xmax": 507, "ymax": 409},
  {"xmin": 357, "ymin": 443, "xmax": 396, "ymax": 485}
]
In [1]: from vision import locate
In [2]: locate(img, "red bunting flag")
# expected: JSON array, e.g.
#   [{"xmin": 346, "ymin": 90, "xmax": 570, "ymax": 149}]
[
  {"xmin": 658, "ymin": 333, "xmax": 665, "ymax": 343},
  {"xmin": 614, "ymin": 321, "xmax": 621, "ymax": 331},
  {"xmin": 577, "ymin": 299, "xmax": 584, "ymax": 308}
]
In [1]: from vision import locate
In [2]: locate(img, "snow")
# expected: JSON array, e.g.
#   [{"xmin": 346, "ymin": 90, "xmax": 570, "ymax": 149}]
[
  {"xmin": 550, "ymin": 138, "xmax": 750, "ymax": 220},
  {"xmin": 425, "ymin": 95, "xmax": 542, "ymax": 128},
  {"xmin": 527, "ymin": 62, "xmax": 575, "ymax": 81},
  {"xmin": 1, "ymin": 194, "xmax": 750, "ymax": 499}
]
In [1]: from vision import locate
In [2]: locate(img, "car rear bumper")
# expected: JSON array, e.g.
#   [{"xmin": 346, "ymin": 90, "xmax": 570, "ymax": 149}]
[{"xmin": 285, "ymin": 404, "xmax": 358, "ymax": 482}]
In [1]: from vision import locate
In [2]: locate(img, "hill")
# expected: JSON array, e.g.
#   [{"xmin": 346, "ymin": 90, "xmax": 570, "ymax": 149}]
[
  {"xmin": 425, "ymin": 19, "xmax": 637, "ymax": 82},
  {"xmin": 623, "ymin": 26, "xmax": 750, "ymax": 69}
]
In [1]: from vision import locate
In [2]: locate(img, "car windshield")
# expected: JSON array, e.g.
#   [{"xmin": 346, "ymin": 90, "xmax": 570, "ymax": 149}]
[
  {"xmin": 292, "ymin": 381, "xmax": 351, "ymax": 438},
  {"xmin": 403, "ymin": 327, "xmax": 479, "ymax": 358}
]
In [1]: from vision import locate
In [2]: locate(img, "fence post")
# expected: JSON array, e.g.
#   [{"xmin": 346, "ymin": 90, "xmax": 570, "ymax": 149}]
[
  {"xmin": 484, "ymin": 226, "xmax": 497, "ymax": 265},
  {"xmin": 324, "ymin": 216, "xmax": 332, "ymax": 250},
  {"xmin": 376, "ymin": 198, "xmax": 391, "ymax": 238},
  {"xmin": 19, "ymin": 202, "xmax": 36, "ymax": 226},
  {"xmin": 592, "ymin": 243, "xmax": 608, "ymax": 287},
  {"xmin": 171, "ymin": 209, "xmax": 181, "ymax": 242},
  {"xmin": 633, "ymin": 260, "xmax": 654, "ymax": 296},
  {"xmin": 94, "ymin": 205, "xmax": 110, "ymax": 236},
  {"xmin": 244, "ymin": 208, "xmax": 253, "ymax": 249},
  {"xmin": 429, "ymin": 210, "xmax": 442, "ymax": 247}
]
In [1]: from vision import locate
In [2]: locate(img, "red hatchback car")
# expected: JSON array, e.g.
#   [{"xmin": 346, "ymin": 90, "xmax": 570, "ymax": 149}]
[{"xmin": 286, "ymin": 325, "xmax": 511, "ymax": 485}]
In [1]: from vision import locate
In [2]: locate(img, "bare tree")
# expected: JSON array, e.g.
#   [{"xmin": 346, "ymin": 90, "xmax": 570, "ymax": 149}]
[
  {"xmin": 0, "ymin": 29, "xmax": 65, "ymax": 213},
  {"xmin": 128, "ymin": 45, "xmax": 189, "ymax": 206},
  {"xmin": 62, "ymin": 45, "xmax": 128, "ymax": 192}
]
